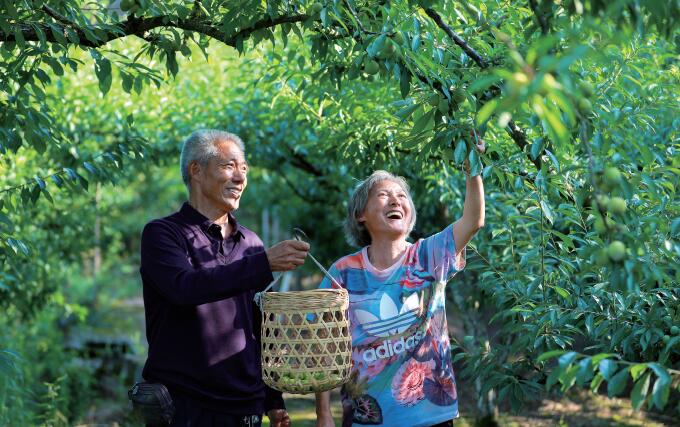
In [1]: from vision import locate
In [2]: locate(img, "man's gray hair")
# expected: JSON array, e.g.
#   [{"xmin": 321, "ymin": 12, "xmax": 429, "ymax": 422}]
[
  {"xmin": 180, "ymin": 129, "xmax": 245, "ymax": 189},
  {"xmin": 344, "ymin": 170, "xmax": 417, "ymax": 247}
]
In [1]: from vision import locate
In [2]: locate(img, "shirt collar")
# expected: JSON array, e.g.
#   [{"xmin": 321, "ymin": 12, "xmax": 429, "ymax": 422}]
[{"xmin": 180, "ymin": 202, "xmax": 244, "ymax": 240}]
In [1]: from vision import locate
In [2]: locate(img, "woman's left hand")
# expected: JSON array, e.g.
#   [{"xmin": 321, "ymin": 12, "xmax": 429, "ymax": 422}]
[{"xmin": 463, "ymin": 131, "xmax": 486, "ymax": 174}]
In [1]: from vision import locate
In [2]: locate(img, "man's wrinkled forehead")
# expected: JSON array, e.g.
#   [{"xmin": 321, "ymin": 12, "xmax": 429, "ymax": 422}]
[{"xmin": 214, "ymin": 139, "xmax": 246, "ymax": 162}]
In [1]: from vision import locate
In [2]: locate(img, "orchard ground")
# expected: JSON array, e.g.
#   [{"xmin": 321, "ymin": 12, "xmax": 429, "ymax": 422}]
[{"xmin": 73, "ymin": 296, "xmax": 676, "ymax": 427}]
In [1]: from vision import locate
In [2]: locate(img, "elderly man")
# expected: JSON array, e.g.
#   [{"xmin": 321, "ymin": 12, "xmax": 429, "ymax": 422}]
[{"xmin": 139, "ymin": 129, "xmax": 308, "ymax": 427}]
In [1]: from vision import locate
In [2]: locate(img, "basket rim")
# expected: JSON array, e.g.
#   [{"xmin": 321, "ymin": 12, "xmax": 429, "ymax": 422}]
[{"xmin": 262, "ymin": 288, "xmax": 348, "ymax": 311}]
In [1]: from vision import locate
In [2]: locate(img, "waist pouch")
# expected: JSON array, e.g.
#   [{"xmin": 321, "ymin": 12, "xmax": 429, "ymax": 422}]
[{"xmin": 128, "ymin": 382, "xmax": 175, "ymax": 426}]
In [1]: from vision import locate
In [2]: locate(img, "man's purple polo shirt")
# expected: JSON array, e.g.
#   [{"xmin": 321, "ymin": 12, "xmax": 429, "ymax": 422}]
[{"xmin": 140, "ymin": 202, "xmax": 283, "ymax": 414}]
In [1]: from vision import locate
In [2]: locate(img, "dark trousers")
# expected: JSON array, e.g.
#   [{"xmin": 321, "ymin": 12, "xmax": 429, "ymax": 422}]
[{"xmin": 164, "ymin": 394, "xmax": 262, "ymax": 427}]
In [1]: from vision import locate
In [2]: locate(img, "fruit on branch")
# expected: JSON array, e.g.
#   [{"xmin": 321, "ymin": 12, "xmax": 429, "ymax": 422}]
[
  {"xmin": 512, "ymin": 72, "xmax": 529, "ymax": 85},
  {"xmin": 452, "ymin": 88, "xmax": 466, "ymax": 104},
  {"xmin": 604, "ymin": 166, "xmax": 622, "ymax": 187},
  {"xmin": 428, "ymin": 93, "xmax": 441, "ymax": 107},
  {"xmin": 507, "ymin": 72, "xmax": 529, "ymax": 96},
  {"xmin": 120, "ymin": 0, "xmax": 139, "ymax": 13},
  {"xmin": 578, "ymin": 98, "xmax": 593, "ymax": 115},
  {"xmin": 579, "ymin": 80, "xmax": 595, "ymax": 97},
  {"xmin": 381, "ymin": 40, "xmax": 396, "ymax": 58},
  {"xmin": 607, "ymin": 196, "xmax": 627, "ymax": 215},
  {"xmin": 364, "ymin": 59, "xmax": 379, "ymax": 75},
  {"xmin": 607, "ymin": 241, "xmax": 626, "ymax": 262},
  {"xmin": 595, "ymin": 194, "xmax": 610, "ymax": 209}
]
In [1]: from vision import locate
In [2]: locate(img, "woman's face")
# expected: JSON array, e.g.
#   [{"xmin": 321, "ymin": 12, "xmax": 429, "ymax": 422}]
[{"xmin": 358, "ymin": 180, "xmax": 412, "ymax": 242}]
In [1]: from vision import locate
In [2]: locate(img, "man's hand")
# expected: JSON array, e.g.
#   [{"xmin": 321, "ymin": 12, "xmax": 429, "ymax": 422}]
[
  {"xmin": 266, "ymin": 240, "xmax": 310, "ymax": 271},
  {"xmin": 267, "ymin": 409, "xmax": 291, "ymax": 427}
]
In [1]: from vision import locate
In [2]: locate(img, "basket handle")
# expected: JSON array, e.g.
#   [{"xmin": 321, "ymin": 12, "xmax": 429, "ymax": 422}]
[
  {"xmin": 254, "ymin": 228, "xmax": 343, "ymax": 310},
  {"xmin": 292, "ymin": 228, "xmax": 342, "ymax": 289}
]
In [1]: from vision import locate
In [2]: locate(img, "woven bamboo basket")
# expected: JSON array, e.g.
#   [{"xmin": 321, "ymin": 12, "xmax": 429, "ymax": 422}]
[{"xmin": 261, "ymin": 288, "xmax": 352, "ymax": 394}]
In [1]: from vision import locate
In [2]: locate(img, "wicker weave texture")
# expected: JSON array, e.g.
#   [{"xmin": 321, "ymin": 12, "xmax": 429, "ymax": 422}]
[{"xmin": 261, "ymin": 288, "xmax": 352, "ymax": 394}]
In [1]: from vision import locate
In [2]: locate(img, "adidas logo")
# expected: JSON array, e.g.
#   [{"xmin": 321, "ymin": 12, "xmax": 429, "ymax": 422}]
[
  {"xmin": 354, "ymin": 293, "xmax": 425, "ymax": 364},
  {"xmin": 354, "ymin": 293, "xmax": 420, "ymax": 337},
  {"xmin": 361, "ymin": 331, "xmax": 426, "ymax": 364}
]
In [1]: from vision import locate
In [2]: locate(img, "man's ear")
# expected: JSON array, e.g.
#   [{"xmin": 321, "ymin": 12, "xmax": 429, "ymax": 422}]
[
  {"xmin": 189, "ymin": 161, "xmax": 201, "ymax": 183},
  {"xmin": 357, "ymin": 212, "xmax": 365, "ymax": 223}
]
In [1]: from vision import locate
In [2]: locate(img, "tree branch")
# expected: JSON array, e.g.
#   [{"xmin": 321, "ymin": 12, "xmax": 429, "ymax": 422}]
[
  {"xmin": 42, "ymin": 5, "xmax": 75, "ymax": 27},
  {"xmin": 528, "ymin": 0, "xmax": 550, "ymax": 35},
  {"xmin": 423, "ymin": 7, "xmax": 542, "ymax": 170},
  {"xmin": 1, "ymin": 12, "xmax": 309, "ymax": 49},
  {"xmin": 423, "ymin": 8, "xmax": 489, "ymax": 69}
]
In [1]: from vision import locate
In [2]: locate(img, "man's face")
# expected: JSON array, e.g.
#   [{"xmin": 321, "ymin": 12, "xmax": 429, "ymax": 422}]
[
  {"xmin": 192, "ymin": 139, "xmax": 248, "ymax": 213},
  {"xmin": 358, "ymin": 180, "xmax": 412, "ymax": 241}
]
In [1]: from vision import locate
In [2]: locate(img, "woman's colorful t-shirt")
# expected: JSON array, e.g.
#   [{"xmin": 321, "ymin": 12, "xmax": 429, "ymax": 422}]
[{"xmin": 319, "ymin": 224, "xmax": 465, "ymax": 427}]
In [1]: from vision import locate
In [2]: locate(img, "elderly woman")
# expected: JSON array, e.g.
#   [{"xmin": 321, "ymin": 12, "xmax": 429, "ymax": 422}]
[{"xmin": 314, "ymin": 151, "xmax": 484, "ymax": 427}]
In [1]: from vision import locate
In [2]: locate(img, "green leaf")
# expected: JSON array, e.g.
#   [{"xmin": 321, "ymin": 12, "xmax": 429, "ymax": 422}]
[
  {"xmin": 531, "ymin": 137, "xmax": 544, "ymax": 160},
  {"xmin": 468, "ymin": 149, "xmax": 482, "ymax": 176},
  {"xmin": 598, "ymin": 359, "xmax": 617, "ymax": 380},
  {"xmin": 400, "ymin": 68, "xmax": 411, "ymax": 98},
  {"xmin": 134, "ymin": 75, "xmax": 144, "ymax": 95},
  {"xmin": 33, "ymin": 176, "xmax": 46, "ymax": 190},
  {"xmin": 454, "ymin": 140, "xmax": 467, "ymax": 164},
  {"xmin": 537, "ymin": 349, "xmax": 566, "ymax": 362},
  {"xmin": 558, "ymin": 351, "xmax": 578, "ymax": 368},
  {"xmin": 0, "ymin": 213, "xmax": 13, "ymax": 229},
  {"xmin": 63, "ymin": 168, "xmax": 77, "ymax": 181},
  {"xmin": 591, "ymin": 353, "xmax": 616, "ymax": 365},
  {"xmin": 411, "ymin": 34, "xmax": 421, "ymax": 51},
  {"xmin": 590, "ymin": 372, "xmax": 605, "ymax": 392},
  {"xmin": 648, "ymin": 363, "xmax": 671, "ymax": 410},
  {"xmin": 607, "ymin": 366, "xmax": 629, "ymax": 397},
  {"xmin": 13, "ymin": 28, "xmax": 25, "ymax": 46},
  {"xmin": 121, "ymin": 72, "xmax": 133, "ymax": 93},
  {"xmin": 559, "ymin": 364, "xmax": 580, "ymax": 391},
  {"xmin": 546, "ymin": 365, "xmax": 563, "ymax": 390},
  {"xmin": 410, "ymin": 109, "xmax": 434, "ymax": 136},
  {"xmin": 552, "ymin": 285, "xmax": 570, "ymax": 300},
  {"xmin": 50, "ymin": 174, "xmax": 64, "ymax": 188},
  {"xmin": 469, "ymin": 74, "xmax": 502, "ymax": 92},
  {"xmin": 49, "ymin": 24, "xmax": 68, "ymax": 45},
  {"xmin": 476, "ymin": 99, "xmax": 498, "ymax": 125},
  {"xmin": 540, "ymin": 200, "xmax": 554, "ymax": 224},
  {"xmin": 394, "ymin": 103, "xmax": 419, "ymax": 121},
  {"xmin": 83, "ymin": 162, "xmax": 97, "ymax": 175},
  {"xmin": 630, "ymin": 363, "xmax": 647, "ymax": 381},
  {"xmin": 575, "ymin": 357, "xmax": 593, "ymax": 386},
  {"xmin": 631, "ymin": 372, "xmax": 651, "ymax": 411},
  {"xmin": 166, "ymin": 51, "xmax": 179, "ymax": 77},
  {"xmin": 94, "ymin": 56, "xmax": 112, "ymax": 95},
  {"xmin": 45, "ymin": 57, "xmax": 64, "ymax": 76}
]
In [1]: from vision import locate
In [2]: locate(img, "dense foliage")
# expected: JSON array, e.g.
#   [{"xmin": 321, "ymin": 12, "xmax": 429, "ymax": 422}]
[{"xmin": 0, "ymin": 0, "xmax": 678, "ymax": 424}]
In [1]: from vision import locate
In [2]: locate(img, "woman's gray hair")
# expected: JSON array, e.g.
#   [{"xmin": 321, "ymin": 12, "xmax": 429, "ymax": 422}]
[
  {"xmin": 344, "ymin": 170, "xmax": 417, "ymax": 247},
  {"xmin": 180, "ymin": 129, "xmax": 245, "ymax": 189}
]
